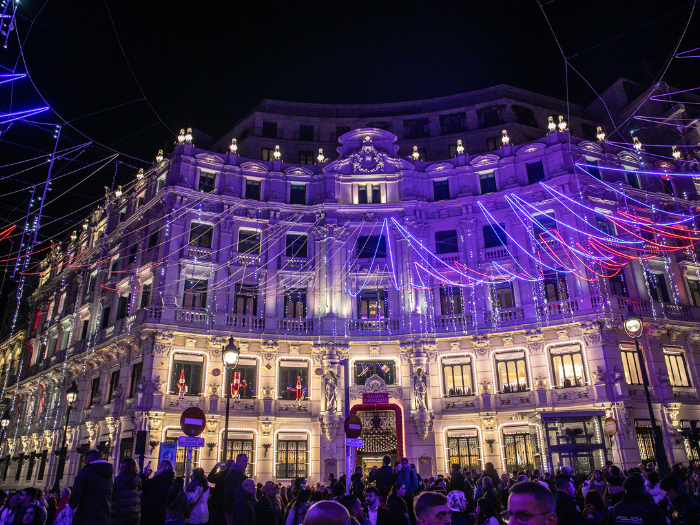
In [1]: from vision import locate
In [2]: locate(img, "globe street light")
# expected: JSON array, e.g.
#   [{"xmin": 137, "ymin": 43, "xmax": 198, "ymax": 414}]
[
  {"xmin": 623, "ymin": 306, "xmax": 669, "ymax": 476},
  {"xmin": 222, "ymin": 337, "xmax": 240, "ymax": 462},
  {"xmin": 52, "ymin": 381, "xmax": 79, "ymax": 494}
]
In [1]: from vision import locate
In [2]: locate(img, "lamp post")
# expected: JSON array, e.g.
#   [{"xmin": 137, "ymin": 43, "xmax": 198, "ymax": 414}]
[
  {"xmin": 52, "ymin": 381, "xmax": 79, "ymax": 494},
  {"xmin": 221, "ymin": 337, "xmax": 240, "ymax": 462},
  {"xmin": 623, "ymin": 306, "xmax": 669, "ymax": 476}
]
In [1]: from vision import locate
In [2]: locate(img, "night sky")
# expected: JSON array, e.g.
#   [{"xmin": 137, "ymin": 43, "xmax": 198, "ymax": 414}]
[{"xmin": 0, "ymin": 0, "xmax": 698, "ymax": 246}]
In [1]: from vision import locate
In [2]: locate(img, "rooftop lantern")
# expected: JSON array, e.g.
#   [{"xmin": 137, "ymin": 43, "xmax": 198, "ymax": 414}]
[
  {"xmin": 82, "ymin": 220, "xmax": 88, "ymax": 230},
  {"xmin": 273, "ymin": 145, "xmax": 281, "ymax": 161},
  {"xmin": 185, "ymin": 128, "xmax": 193, "ymax": 144},
  {"xmin": 633, "ymin": 136, "xmax": 643, "ymax": 152},
  {"xmin": 596, "ymin": 126, "xmax": 606, "ymax": 142},
  {"xmin": 70, "ymin": 231, "xmax": 77, "ymax": 242},
  {"xmin": 548, "ymin": 116, "xmax": 556, "ymax": 133},
  {"xmin": 136, "ymin": 168, "xmax": 144, "ymax": 180},
  {"xmin": 558, "ymin": 115, "xmax": 567, "ymax": 132},
  {"xmin": 456, "ymin": 139, "xmax": 465, "ymax": 155},
  {"xmin": 412, "ymin": 146, "xmax": 420, "ymax": 161},
  {"xmin": 115, "ymin": 186, "xmax": 123, "ymax": 199},
  {"xmin": 155, "ymin": 149, "xmax": 164, "ymax": 163},
  {"xmin": 177, "ymin": 129, "xmax": 186, "ymax": 144},
  {"xmin": 501, "ymin": 130, "xmax": 510, "ymax": 147},
  {"xmin": 317, "ymin": 148, "xmax": 325, "ymax": 163},
  {"xmin": 229, "ymin": 138, "xmax": 238, "ymax": 154},
  {"xmin": 673, "ymin": 146, "xmax": 681, "ymax": 160}
]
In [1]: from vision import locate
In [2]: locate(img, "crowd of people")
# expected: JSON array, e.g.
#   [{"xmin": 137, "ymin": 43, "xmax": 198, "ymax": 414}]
[{"xmin": 1, "ymin": 450, "xmax": 700, "ymax": 525}]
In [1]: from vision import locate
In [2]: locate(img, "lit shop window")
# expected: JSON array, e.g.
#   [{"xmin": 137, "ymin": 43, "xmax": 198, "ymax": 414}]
[
  {"xmin": 275, "ymin": 432, "xmax": 308, "ymax": 479},
  {"xmin": 170, "ymin": 353, "xmax": 204, "ymax": 396},
  {"xmin": 549, "ymin": 343, "xmax": 586, "ymax": 388},
  {"xmin": 446, "ymin": 428, "xmax": 480, "ymax": 469},
  {"xmin": 278, "ymin": 360, "xmax": 309, "ymax": 401},
  {"xmin": 442, "ymin": 356, "xmax": 474, "ymax": 397},
  {"xmin": 664, "ymin": 348, "xmax": 691, "ymax": 387},
  {"xmin": 354, "ymin": 360, "xmax": 397, "ymax": 386},
  {"xmin": 495, "ymin": 351, "xmax": 529, "ymax": 394},
  {"xmin": 223, "ymin": 358, "xmax": 258, "ymax": 400},
  {"xmin": 620, "ymin": 345, "xmax": 642, "ymax": 385}
]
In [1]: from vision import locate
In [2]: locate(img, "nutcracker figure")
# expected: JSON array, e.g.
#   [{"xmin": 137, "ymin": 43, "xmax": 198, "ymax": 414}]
[
  {"xmin": 230, "ymin": 371, "xmax": 247, "ymax": 403},
  {"xmin": 287, "ymin": 376, "xmax": 304, "ymax": 406},
  {"xmin": 177, "ymin": 369, "xmax": 188, "ymax": 399}
]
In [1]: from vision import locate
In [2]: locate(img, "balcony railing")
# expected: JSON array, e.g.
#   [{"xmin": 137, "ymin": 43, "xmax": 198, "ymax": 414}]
[
  {"xmin": 174, "ymin": 309, "xmax": 211, "ymax": 324},
  {"xmin": 224, "ymin": 315, "xmax": 265, "ymax": 331},
  {"xmin": 280, "ymin": 257, "xmax": 311, "ymax": 271},
  {"xmin": 439, "ymin": 254, "xmax": 460, "ymax": 266},
  {"xmin": 482, "ymin": 246, "xmax": 510, "ymax": 261},
  {"xmin": 185, "ymin": 246, "xmax": 212, "ymax": 261},
  {"xmin": 233, "ymin": 253, "xmax": 262, "ymax": 266},
  {"xmin": 277, "ymin": 318, "xmax": 316, "ymax": 332},
  {"xmin": 486, "ymin": 307, "xmax": 525, "ymax": 325},
  {"xmin": 348, "ymin": 319, "xmax": 400, "ymax": 333},
  {"xmin": 434, "ymin": 314, "xmax": 473, "ymax": 331},
  {"xmin": 538, "ymin": 299, "xmax": 579, "ymax": 317}
]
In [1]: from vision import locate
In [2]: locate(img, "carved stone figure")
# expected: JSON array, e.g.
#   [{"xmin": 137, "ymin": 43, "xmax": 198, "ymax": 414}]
[
  {"xmin": 322, "ymin": 369, "xmax": 339, "ymax": 413},
  {"xmin": 412, "ymin": 367, "xmax": 428, "ymax": 410}
]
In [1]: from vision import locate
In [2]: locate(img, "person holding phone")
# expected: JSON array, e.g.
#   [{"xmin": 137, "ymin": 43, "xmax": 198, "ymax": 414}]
[{"xmin": 111, "ymin": 457, "xmax": 142, "ymax": 525}]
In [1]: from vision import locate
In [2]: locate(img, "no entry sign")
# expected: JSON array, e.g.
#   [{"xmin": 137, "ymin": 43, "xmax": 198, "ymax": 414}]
[
  {"xmin": 344, "ymin": 415, "xmax": 362, "ymax": 439},
  {"xmin": 180, "ymin": 407, "xmax": 207, "ymax": 436}
]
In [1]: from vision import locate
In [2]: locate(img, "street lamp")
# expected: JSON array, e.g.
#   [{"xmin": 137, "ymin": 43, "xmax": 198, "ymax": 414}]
[
  {"xmin": 52, "ymin": 381, "xmax": 79, "ymax": 494},
  {"xmin": 623, "ymin": 306, "xmax": 669, "ymax": 476},
  {"xmin": 221, "ymin": 337, "xmax": 240, "ymax": 462}
]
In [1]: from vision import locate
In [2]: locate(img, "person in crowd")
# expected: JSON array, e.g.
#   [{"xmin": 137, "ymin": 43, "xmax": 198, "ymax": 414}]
[
  {"xmin": 581, "ymin": 490, "xmax": 606, "ymax": 525},
  {"xmin": 208, "ymin": 460, "xmax": 234, "ymax": 525},
  {"xmin": 166, "ymin": 477, "xmax": 192, "ymax": 525},
  {"xmin": 646, "ymin": 471, "xmax": 664, "ymax": 504},
  {"xmin": 54, "ymin": 490, "xmax": 69, "ymax": 518},
  {"xmin": 581, "ymin": 470, "xmax": 606, "ymax": 498},
  {"xmin": 410, "ymin": 465, "xmax": 423, "ymax": 494},
  {"xmin": 506, "ymin": 481, "xmax": 557, "ymax": 525},
  {"xmin": 110, "ymin": 457, "xmax": 142, "ymax": 525},
  {"xmin": 285, "ymin": 489, "xmax": 312, "ymax": 525},
  {"xmin": 68, "ymin": 449, "xmax": 113, "ymax": 525},
  {"xmin": 280, "ymin": 486, "xmax": 289, "ymax": 509},
  {"xmin": 473, "ymin": 497, "xmax": 504, "ymax": 525},
  {"xmin": 0, "ymin": 492, "xmax": 22, "ymax": 525},
  {"xmin": 332, "ymin": 482, "xmax": 346, "ymax": 501},
  {"xmin": 140, "ymin": 459, "xmax": 175, "ymax": 525},
  {"xmin": 19, "ymin": 503, "xmax": 42, "ymax": 525},
  {"xmin": 368, "ymin": 456, "xmax": 395, "ymax": 499},
  {"xmin": 386, "ymin": 484, "xmax": 409, "ymax": 525},
  {"xmin": 186, "ymin": 467, "xmax": 209, "ymax": 525},
  {"xmin": 255, "ymin": 481, "xmax": 282, "ymax": 525},
  {"xmin": 604, "ymin": 476, "xmax": 625, "ymax": 508},
  {"xmin": 339, "ymin": 495, "xmax": 364, "ymax": 525},
  {"xmin": 351, "ymin": 466, "xmax": 365, "ymax": 501},
  {"xmin": 413, "ymin": 492, "xmax": 451, "ymax": 525},
  {"xmin": 231, "ymin": 479, "xmax": 256, "ymax": 525},
  {"xmin": 224, "ymin": 454, "xmax": 249, "ymax": 525},
  {"xmin": 449, "ymin": 464, "xmax": 465, "ymax": 495},
  {"xmin": 445, "ymin": 490, "xmax": 469, "ymax": 525},
  {"xmin": 43, "ymin": 493, "xmax": 56, "ymax": 525},
  {"xmin": 302, "ymin": 501, "xmax": 350, "ymax": 525},
  {"xmin": 477, "ymin": 477, "xmax": 500, "ymax": 513},
  {"xmin": 553, "ymin": 475, "xmax": 585, "ymax": 525},
  {"xmin": 608, "ymin": 474, "xmax": 665, "ymax": 525},
  {"xmin": 660, "ymin": 474, "xmax": 700, "ymax": 524},
  {"xmin": 365, "ymin": 487, "xmax": 390, "ymax": 525},
  {"xmin": 481, "ymin": 463, "xmax": 500, "ymax": 486}
]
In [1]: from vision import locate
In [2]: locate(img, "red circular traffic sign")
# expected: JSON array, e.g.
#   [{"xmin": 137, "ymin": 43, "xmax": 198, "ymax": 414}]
[
  {"xmin": 180, "ymin": 407, "xmax": 207, "ymax": 436},
  {"xmin": 344, "ymin": 415, "xmax": 362, "ymax": 439}
]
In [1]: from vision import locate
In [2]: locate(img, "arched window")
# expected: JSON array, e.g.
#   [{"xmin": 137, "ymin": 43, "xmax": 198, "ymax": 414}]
[{"xmin": 549, "ymin": 343, "xmax": 586, "ymax": 388}]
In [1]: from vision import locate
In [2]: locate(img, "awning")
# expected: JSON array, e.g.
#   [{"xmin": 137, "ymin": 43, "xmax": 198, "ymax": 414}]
[{"xmin": 538, "ymin": 409, "xmax": 606, "ymax": 420}]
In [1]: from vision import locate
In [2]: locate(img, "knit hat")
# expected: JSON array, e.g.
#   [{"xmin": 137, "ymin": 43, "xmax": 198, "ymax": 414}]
[{"xmin": 622, "ymin": 474, "xmax": 644, "ymax": 491}]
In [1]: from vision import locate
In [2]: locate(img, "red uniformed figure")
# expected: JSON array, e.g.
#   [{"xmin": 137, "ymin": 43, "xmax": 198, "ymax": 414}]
[
  {"xmin": 231, "ymin": 371, "xmax": 247, "ymax": 403},
  {"xmin": 177, "ymin": 369, "xmax": 188, "ymax": 399},
  {"xmin": 293, "ymin": 376, "xmax": 303, "ymax": 406}
]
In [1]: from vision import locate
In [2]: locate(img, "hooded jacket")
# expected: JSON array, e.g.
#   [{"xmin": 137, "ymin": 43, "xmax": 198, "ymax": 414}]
[
  {"xmin": 186, "ymin": 479, "xmax": 210, "ymax": 524},
  {"xmin": 69, "ymin": 459, "xmax": 114, "ymax": 525},
  {"xmin": 110, "ymin": 471, "xmax": 142, "ymax": 525},
  {"xmin": 231, "ymin": 485, "xmax": 256, "ymax": 525},
  {"xmin": 609, "ymin": 491, "xmax": 666, "ymax": 525},
  {"xmin": 140, "ymin": 469, "xmax": 175, "ymax": 524}
]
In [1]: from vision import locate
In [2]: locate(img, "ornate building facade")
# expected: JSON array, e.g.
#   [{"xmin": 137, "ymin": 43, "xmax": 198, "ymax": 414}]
[{"xmin": 2, "ymin": 86, "xmax": 700, "ymax": 490}]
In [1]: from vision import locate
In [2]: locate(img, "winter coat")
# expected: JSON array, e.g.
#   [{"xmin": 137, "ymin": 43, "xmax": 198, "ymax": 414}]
[
  {"xmin": 648, "ymin": 484, "xmax": 665, "ymax": 504},
  {"xmin": 52, "ymin": 507, "xmax": 74, "ymax": 525},
  {"xmin": 223, "ymin": 466, "xmax": 248, "ymax": 514},
  {"xmin": 110, "ymin": 471, "xmax": 142, "ymax": 525},
  {"xmin": 555, "ymin": 492, "xmax": 585, "ymax": 525},
  {"xmin": 395, "ymin": 469, "xmax": 418, "ymax": 497},
  {"xmin": 166, "ymin": 489, "xmax": 191, "ymax": 522},
  {"xmin": 0, "ymin": 507, "xmax": 18, "ymax": 525},
  {"xmin": 255, "ymin": 497, "xmax": 282, "ymax": 525},
  {"xmin": 609, "ymin": 492, "xmax": 666, "ymax": 525},
  {"xmin": 449, "ymin": 470, "xmax": 466, "ymax": 493},
  {"xmin": 186, "ymin": 481, "xmax": 209, "ymax": 524},
  {"xmin": 207, "ymin": 465, "xmax": 228, "ymax": 525},
  {"xmin": 368, "ymin": 465, "xmax": 395, "ymax": 496},
  {"xmin": 55, "ymin": 497, "xmax": 69, "ymax": 517},
  {"xmin": 69, "ymin": 460, "xmax": 114, "ymax": 525},
  {"xmin": 230, "ymin": 486, "xmax": 255, "ymax": 525},
  {"xmin": 140, "ymin": 469, "xmax": 175, "ymax": 524},
  {"xmin": 386, "ymin": 495, "xmax": 409, "ymax": 525}
]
